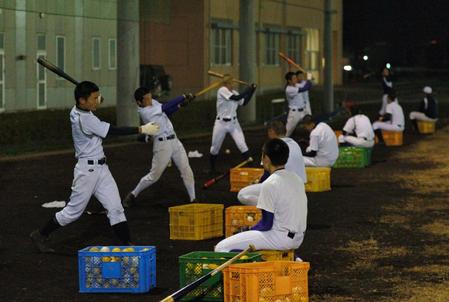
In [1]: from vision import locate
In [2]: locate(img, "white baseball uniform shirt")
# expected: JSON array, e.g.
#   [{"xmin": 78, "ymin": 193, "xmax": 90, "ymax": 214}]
[
  {"xmin": 386, "ymin": 100, "xmax": 405, "ymax": 128},
  {"xmin": 343, "ymin": 114, "xmax": 375, "ymax": 140},
  {"xmin": 216, "ymin": 86, "xmax": 244, "ymax": 118},
  {"xmin": 297, "ymin": 81, "xmax": 311, "ymax": 114},
  {"xmin": 285, "ymin": 85, "xmax": 306, "ymax": 109},
  {"xmin": 304, "ymin": 122, "xmax": 339, "ymax": 167},
  {"xmin": 138, "ymin": 100, "xmax": 175, "ymax": 138}
]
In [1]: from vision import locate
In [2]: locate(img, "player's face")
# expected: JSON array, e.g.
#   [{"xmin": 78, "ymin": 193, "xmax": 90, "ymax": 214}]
[
  {"xmin": 382, "ymin": 68, "xmax": 390, "ymax": 76},
  {"xmin": 261, "ymin": 153, "xmax": 271, "ymax": 171},
  {"xmin": 80, "ymin": 91, "xmax": 101, "ymax": 111},
  {"xmin": 141, "ymin": 93, "xmax": 153, "ymax": 107},
  {"xmin": 289, "ymin": 75, "xmax": 298, "ymax": 85},
  {"xmin": 267, "ymin": 129, "xmax": 277, "ymax": 139}
]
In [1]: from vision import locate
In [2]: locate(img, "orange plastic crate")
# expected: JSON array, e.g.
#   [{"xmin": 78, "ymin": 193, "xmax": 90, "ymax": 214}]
[
  {"xmin": 375, "ymin": 130, "xmax": 403, "ymax": 146},
  {"xmin": 223, "ymin": 261, "xmax": 310, "ymax": 302},
  {"xmin": 230, "ymin": 168, "xmax": 264, "ymax": 192},
  {"xmin": 305, "ymin": 167, "xmax": 331, "ymax": 192},
  {"xmin": 258, "ymin": 250, "xmax": 295, "ymax": 261},
  {"xmin": 225, "ymin": 206, "xmax": 262, "ymax": 237},
  {"xmin": 417, "ymin": 120, "xmax": 436, "ymax": 134},
  {"xmin": 169, "ymin": 203, "xmax": 224, "ymax": 240}
]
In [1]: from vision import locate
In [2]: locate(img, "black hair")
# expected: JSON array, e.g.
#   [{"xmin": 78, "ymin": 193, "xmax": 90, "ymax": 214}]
[
  {"xmin": 266, "ymin": 120, "xmax": 286, "ymax": 136},
  {"xmin": 349, "ymin": 105, "xmax": 360, "ymax": 116},
  {"xmin": 284, "ymin": 72, "xmax": 296, "ymax": 82},
  {"xmin": 300, "ymin": 114, "xmax": 315, "ymax": 125},
  {"xmin": 74, "ymin": 81, "xmax": 99, "ymax": 104},
  {"xmin": 262, "ymin": 138, "xmax": 289, "ymax": 166},
  {"xmin": 134, "ymin": 87, "xmax": 151, "ymax": 103},
  {"xmin": 295, "ymin": 70, "xmax": 304, "ymax": 75},
  {"xmin": 387, "ymin": 89, "xmax": 396, "ymax": 101}
]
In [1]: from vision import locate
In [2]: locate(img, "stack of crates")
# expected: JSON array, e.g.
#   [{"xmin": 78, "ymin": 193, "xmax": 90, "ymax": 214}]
[
  {"xmin": 78, "ymin": 246, "xmax": 156, "ymax": 293},
  {"xmin": 225, "ymin": 206, "xmax": 262, "ymax": 237},
  {"xmin": 178, "ymin": 251, "xmax": 262, "ymax": 301},
  {"xmin": 223, "ymin": 261, "xmax": 310, "ymax": 302},
  {"xmin": 257, "ymin": 249, "xmax": 295, "ymax": 261},
  {"xmin": 333, "ymin": 147, "xmax": 372, "ymax": 168},
  {"xmin": 375, "ymin": 130, "xmax": 403, "ymax": 146},
  {"xmin": 305, "ymin": 167, "xmax": 331, "ymax": 192},
  {"xmin": 230, "ymin": 168, "xmax": 264, "ymax": 192},
  {"xmin": 417, "ymin": 120, "xmax": 436, "ymax": 134},
  {"xmin": 169, "ymin": 203, "xmax": 224, "ymax": 240}
]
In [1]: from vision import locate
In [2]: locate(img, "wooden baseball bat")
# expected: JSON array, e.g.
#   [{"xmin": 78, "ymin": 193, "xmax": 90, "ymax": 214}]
[
  {"xmin": 159, "ymin": 245, "xmax": 255, "ymax": 302},
  {"xmin": 194, "ymin": 80, "xmax": 223, "ymax": 97},
  {"xmin": 37, "ymin": 57, "xmax": 79, "ymax": 85},
  {"xmin": 208, "ymin": 70, "xmax": 250, "ymax": 86},
  {"xmin": 203, "ymin": 157, "xmax": 254, "ymax": 189},
  {"xmin": 278, "ymin": 52, "xmax": 307, "ymax": 74}
]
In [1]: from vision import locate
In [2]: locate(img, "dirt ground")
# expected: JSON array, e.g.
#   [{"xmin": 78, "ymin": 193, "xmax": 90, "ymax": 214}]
[{"xmin": 1, "ymin": 126, "xmax": 449, "ymax": 302}]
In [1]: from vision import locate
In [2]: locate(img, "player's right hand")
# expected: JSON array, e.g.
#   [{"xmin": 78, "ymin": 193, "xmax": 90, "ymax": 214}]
[{"xmin": 140, "ymin": 122, "xmax": 160, "ymax": 135}]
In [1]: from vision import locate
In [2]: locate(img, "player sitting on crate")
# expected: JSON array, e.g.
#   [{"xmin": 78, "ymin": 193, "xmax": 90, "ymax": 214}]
[
  {"xmin": 337, "ymin": 105, "xmax": 375, "ymax": 148},
  {"xmin": 237, "ymin": 120, "xmax": 307, "ymax": 205},
  {"xmin": 409, "ymin": 86, "xmax": 438, "ymax": 132},
  {"xmin": 372, "ymin": 90, "xmax": 405, "ymax": 144},
  {"xmin": 300, "ymin": 115, "xmax": 339, "ymax": 167},
  {"xmin": 215, "ymin": 138, "xmax": 307, "ymax": 252}
]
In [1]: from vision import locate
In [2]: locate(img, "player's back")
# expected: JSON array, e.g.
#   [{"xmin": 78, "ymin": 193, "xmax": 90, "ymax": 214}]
[
  {"xmin": 387, "ymin": 101, "xmax": 405, "ymax": 128},
  {"xmin": 310, "ymin": 122, "xmax": 339, "ymax": 161},
  {"xmin": 281, "ymin": 137, "xmax": 307, "ymax": 183}
]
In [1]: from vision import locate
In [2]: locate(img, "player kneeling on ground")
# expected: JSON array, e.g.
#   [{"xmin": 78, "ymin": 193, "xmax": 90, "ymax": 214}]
[
  {"xmin": 372, "ymin": 90, "xmax": 405, "ymax": 144},
  {"xmin": 338, "ymin": 105, "xmax": 375, "ymax": 148},
  {"xmin": 237, "ymin": 120, "xmax": 306, "ymax": 205},
  {"xmin": 301, "ymin": 115, "xmax": 339, "ymax": 167},
  {"xmin": 215, "ymin": 138, "xmax": 307, "ymax": 252},
  {"xmin": 30, "ymin": 81, "xmax": 160, "ymax": 253},
  {"xmin": 409, "ymin": 86, "xmax": 438, "ymax": 131},
  {"xmin": 123, "ymin": 83, "xmax": 196, "ymax": 207}
]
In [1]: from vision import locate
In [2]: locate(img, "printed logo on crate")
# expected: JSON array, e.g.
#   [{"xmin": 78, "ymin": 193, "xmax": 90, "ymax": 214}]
[
  {"xmin": 78, "ymin": 246, "xmax": 156, "ymax": 293},
  {"xmin": 333, "ymin": 147, "xmax": 372, "ymax": 168}
]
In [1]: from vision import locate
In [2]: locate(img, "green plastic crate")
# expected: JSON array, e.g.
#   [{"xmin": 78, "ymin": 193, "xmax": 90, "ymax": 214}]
[
  {"xmin": 178, "ymin": 251, "xmax": 262, "ymax": 301},
  {"xmin": 333, "ymin": 146, "xmax": 372, "ymax": 168}
]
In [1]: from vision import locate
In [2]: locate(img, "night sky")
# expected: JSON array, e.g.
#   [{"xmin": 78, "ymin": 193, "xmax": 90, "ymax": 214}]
[{"xmin": 343, "ymin": 0, "xmax": 449, "ymax": 68}]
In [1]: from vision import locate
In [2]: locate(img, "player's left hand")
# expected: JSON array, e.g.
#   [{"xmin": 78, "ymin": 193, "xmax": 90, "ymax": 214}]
[{"xmin": 181, "ymin": 93, "xmax": 195, "ymax": 107}]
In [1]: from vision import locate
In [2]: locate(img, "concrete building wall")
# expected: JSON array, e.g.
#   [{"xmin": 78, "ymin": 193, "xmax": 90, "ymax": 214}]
[{"xmin": 0, "ymin": 0, "xmax": 117, "ymax": 113}]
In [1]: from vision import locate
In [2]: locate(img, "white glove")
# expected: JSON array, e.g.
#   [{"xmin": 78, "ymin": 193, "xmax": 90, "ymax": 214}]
[{"xmin": 140, "ymin": 122, "xmax": 160, "ymax": 135}]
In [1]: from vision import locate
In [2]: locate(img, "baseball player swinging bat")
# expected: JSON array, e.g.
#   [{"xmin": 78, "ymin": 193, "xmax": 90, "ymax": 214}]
[
  {"xmin": 278, "ymin": 52, "xmax": 307, "ymax": 74},
  {"xmin": 203, "ymin": 156, "xmax": 253, "ymax": 189},
  {"xmin": 159, "ymin": 244, "xmax": 255, "ymax": 302},
  {"xmin": 208, "ymin": 70, "xmax": 250, "ymax": 86}
]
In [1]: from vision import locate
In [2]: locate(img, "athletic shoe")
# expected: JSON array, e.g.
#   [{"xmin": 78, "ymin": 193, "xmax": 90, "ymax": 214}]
[{"xmin": 30, "ymin": 229, "xmax": 55, "ymax": 253}]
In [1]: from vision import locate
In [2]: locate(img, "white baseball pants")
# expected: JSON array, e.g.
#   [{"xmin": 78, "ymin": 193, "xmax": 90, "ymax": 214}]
[
  {"xmin": 340, "ymin": 135, "xmax": 375, "ymax": 148},
  {"xmin": 379, "ymin": 94, "xmax": 388, "ymax": 115},
  {"xmin": 214, "ymin": 229, "xmax": 304, "ymax": 252},
  {"xmin": 286, "ymin": 109, "xmax": 307, "ymax": 137},
  {"xmin": 237, "ymin": 183, "xmax": 261, "ymax": 206},
  {"xmin": 372, "ymin": 121, "xmax": 403, "ymax": 132},
  {"xmin": 56, "ymin": 161, "xmax": 126, "ymax": 226},
  {"xmin": 409, "ymin": 111, "xmax": 437, "ymax": 122},
  {"xmin": 132, "ymin": 138, "xmax": 195, "ymax": 201},
  {"xmin": 210, "ymin": 119, "xmax": 248, "ymax": 155},
  {"xmin": 303, "ymin": 156, "xmax": 335, "ymax": 167}
]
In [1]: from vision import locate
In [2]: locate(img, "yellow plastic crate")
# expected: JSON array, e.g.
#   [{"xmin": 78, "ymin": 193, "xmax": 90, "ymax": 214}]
[
  {"xmin": 169, "ymin": 203, "xmax": 224, "ymax": 240},
  {"xmin": 223, "ymin": 261, "xmax": 310, "ymax": 302},
  {"xmin": 417, "ymin": 120, "xmax": 436, "ymax": 134},
  {"xmin": 225, "ymin": 206, "xmax": 262, "ymax": 237},
  {"xmin": 230, "ymin": 168, "xmax": 264, "ymax": 192},
  {"xmin": 257, "ymin": 249, "xmax": 295, "ymax": 261},
  {"xmin": 375, "ymin": 130, "xmax": 403, "ymax": 146},
  {"xmin": 305, "ymin": 167, "xmax": 331, "ymax": 192}
]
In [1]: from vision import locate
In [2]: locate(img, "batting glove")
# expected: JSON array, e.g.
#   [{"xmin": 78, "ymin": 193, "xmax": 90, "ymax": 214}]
[{"xmin": 140, "ymin": 122, "xmax": 160, "ymax": 135}]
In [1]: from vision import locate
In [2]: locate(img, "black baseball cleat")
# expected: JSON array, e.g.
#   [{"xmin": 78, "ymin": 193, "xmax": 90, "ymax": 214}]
[
  {"xmin": 122, "ymin": 192, "xmax": 136, "ymax": 208},
  {"xmin": 30, "ymin": 229, "xmax": 55, "ymax": 253}
]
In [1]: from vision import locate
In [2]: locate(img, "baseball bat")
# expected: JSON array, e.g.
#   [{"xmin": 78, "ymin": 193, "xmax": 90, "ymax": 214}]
[
  {"xmin": 203, "ymin": 157, "xmax": 254, "ymax": 189},
  {"xmin": 208, "ymin": 70, "xmax": 250, "ymax": 86},
  {"xmin": 279, "ymin": 52, "xmax": 307, "ymax": 74},
  {"xmin": 37, "ymin": 57, "xmax": 79, "ymax": 85},
  {"xmin": 194, "ymin": 80, "xmax": 223, "ymax": 97},
  {"xmin": 159, "ymin": 245, "xmax": 255, "ymax": 302}
]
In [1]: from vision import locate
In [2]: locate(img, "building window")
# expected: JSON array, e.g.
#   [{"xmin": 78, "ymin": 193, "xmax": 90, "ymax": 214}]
[
  {"xmin": 56, "ymin": 36, "xmax": 65, "ymax": 72},
  {"xmin": 211, "ymin": 26, "xmax": 232, "ymax": 65},
  {"xmin": 286, "ymin": 31, "xmax": 301, "ymax": 64},
  {"xmin": 265, "ymin": 31, "xmax": 280, "ymax": 66},
  {"xmin": 0, "ymin": 33, "xmax": 4, "ymax": 112},
  {"xmin": 108, "ymin": 39, "xmax": 117, "ymax": 70},
  {"xmin": 36, "ymin": 52, "xmax": 47, "ymax": 109},
  {"xmin": 92, "ymin": 38, "xmax": 101, "ymax": 70},
  {"xmin": 37, "ymin": 34, "xmax": 46, "ymax": 51},
  {"xmin": 304, "ymin": 28, "xmax": 320, "ymax": 82}
]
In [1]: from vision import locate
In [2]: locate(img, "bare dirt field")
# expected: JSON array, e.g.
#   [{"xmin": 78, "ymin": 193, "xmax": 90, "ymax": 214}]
[{"xmin": 1, "ymin": 126, "xmax": 449, "ymax": 302}]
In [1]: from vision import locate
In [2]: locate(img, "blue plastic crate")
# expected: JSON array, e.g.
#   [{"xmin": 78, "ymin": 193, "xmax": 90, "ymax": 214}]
[{"xmin": 78, "ymin": 246, "xmax": 156, "ymax": 293}]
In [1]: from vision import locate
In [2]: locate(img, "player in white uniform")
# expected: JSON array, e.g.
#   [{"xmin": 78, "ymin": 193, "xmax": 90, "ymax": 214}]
[
  {"xmin": 296, "ymin": 71, "xmax": 312, "ymax": 115},
  {"xmin": 379, "ymin": 67, "xmax": 393, "ymax": 116},
  {"xmin": 338, "ymin": 106, "xmax": 375, "ymax": 148},
  {"xmin": 209, "ymin": 77, "xmax": 257, "ymax": 173},
  {"xmin": 409, "ymin": 86, "xmax": 438, "ymax": 130},
  {"xmin": 122, "ymin": 86, "xmax": 196, "ymax": 207},
  {"xmin": 373, "ymin": 91, "xmax": 405, "ymax": 144},
  {"xmin": 30, "ymin": 81, "xmax": 160, "ymax": 253},
  {"xmin": 215, "ymin": 138, "xmax": 307, "ymax": 252},
  {"xmin": 284, "ymin": 72, "xmax": 312, "ymax": 136},
  {"xmin": 238, "ymin": 120, "xmax": 306, "ymax": 205},
  {"xmin": 301, "ymin": 115, "xmax": 339, "ymax": 167}
]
